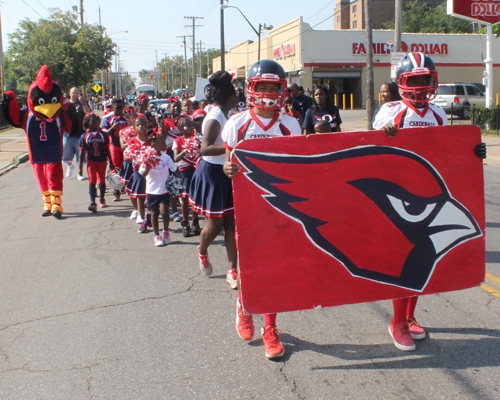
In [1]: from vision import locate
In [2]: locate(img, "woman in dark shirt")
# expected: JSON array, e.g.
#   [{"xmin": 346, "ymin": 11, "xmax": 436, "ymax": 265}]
[{"xmin": 303, "ymin": 85, "xmax": 342, "ymax": 135}]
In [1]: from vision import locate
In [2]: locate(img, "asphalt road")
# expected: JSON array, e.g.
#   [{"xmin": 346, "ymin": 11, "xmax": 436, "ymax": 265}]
[{"xmin": 0, "ymin": 157, "xmax": 499, "ymax": 399}]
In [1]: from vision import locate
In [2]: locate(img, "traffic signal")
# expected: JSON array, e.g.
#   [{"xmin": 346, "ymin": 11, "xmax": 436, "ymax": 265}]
[
  {"xmin": 150, "ymin": 73, "xmax": 153, "ymax": 78},
  {"xmin": 162, "ymin": 73, "xmax": 165, "ymax": 78}
]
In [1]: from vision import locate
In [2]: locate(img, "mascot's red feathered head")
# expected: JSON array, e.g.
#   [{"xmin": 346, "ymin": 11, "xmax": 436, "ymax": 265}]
[{"xmin": 27, "ymin": 65, "xmax": 65, "ymax": 123}]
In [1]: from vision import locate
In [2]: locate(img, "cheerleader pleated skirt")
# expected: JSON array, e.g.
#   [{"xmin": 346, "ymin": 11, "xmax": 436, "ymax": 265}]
[
  {"xmin": 189, "ymin": 159, "xmax": 234, "ymax": 218},
  {"xmin": 119, "ymin": 160, "xmax": 134, "ymax": 185},
  {"xmin": 125, "ymin": 168, "xmax": 146, "ymax": 198}
]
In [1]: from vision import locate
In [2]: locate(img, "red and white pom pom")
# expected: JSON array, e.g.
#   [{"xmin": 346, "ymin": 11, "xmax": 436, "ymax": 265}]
[
  {"xmin": 123, "ymin": 142, "xmax": 142, "ymax": 163},
  {"xmin": 121, "ymin": 126, "xmax": 136, "ymax": 142},
  {"xmin": 185, "ymin": 136, "xmax": 201, "ymax": 159},
  {"xmin": 137, "ymin": 147, "xmax": 160, "ymax": 169}
]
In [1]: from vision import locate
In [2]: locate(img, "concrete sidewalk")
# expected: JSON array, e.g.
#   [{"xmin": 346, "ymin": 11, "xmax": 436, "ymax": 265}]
[{"xmin": 0, "ymin": 128, "xmax": 29, "ymax": 174}]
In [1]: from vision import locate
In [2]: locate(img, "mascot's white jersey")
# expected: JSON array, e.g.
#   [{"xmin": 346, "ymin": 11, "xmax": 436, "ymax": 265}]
[{"xmin": 373, "ymin": 99, "xmax": 448, "ymax": 130}]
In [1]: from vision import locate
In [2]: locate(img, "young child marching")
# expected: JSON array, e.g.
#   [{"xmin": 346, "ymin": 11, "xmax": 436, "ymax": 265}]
[
  {"xmin": 79, "ymin": 113, "xmax": 114, "ymax": 212},
  {"xmin": 101, "ymin": 98, "xmax": 127, "ymax": 201},
  {"xmin": 139, "ymin": 134, "xmax": 181, "ymax": 247},
  {"xmin": 222, "ymin": 60, "xmax": 301, "ymax": 360},
  {"xmin": 172, "ymin": 117, "xmax": 201, "ymax": 237},
  {"xmin": 373, "ymin": 52, "xmax": 486, "ymax": 351},
  {"xmin": 188, "ymin": 71, "xmax": 238, "ymax": 287},
  {"xmin": 124, "ymin": 114, "xmax": 150, "ymax": 233},
  {"xmin": 161, "ymin": 101, "xmax": 183, "ymax": 222}
]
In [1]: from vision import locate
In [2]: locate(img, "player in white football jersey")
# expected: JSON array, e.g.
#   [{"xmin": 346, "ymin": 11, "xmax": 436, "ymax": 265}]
[
  {"xmin": 223, "ymin": 60, "xmax": 301, "ymax": 360},
  {"xmin": 374, "ymin": 52, "xmax": 486, "ymax": 352}
]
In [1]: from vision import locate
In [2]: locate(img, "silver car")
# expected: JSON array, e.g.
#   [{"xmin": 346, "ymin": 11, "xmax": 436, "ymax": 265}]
[{"xmin": 431, "ymin": 83, "xmax": 485, "ymax": 119}]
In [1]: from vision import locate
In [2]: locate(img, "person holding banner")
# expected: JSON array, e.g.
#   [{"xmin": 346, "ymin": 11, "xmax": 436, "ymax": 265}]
[
  {"xmin": 373, "ymin": 51, "xmax": 486, "ymax": 351},
  {"xmin": 223, "ymin": 60, "xmax": 301, "ymax": 360}
]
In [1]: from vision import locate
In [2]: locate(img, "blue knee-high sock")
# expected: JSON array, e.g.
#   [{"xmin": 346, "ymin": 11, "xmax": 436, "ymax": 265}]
[
  {"xmin": 98, "ymin": 184, "xmax": 106, "ymax": 201},
  {"xmin": 89, "ymin": 184, "xmax": 97, "ymax": 203}
]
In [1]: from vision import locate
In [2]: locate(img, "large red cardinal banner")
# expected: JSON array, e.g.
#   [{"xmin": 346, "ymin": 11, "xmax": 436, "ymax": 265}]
[{"xmin": 231, "ymin": 125, "xmax": 485, "ymax": 315}]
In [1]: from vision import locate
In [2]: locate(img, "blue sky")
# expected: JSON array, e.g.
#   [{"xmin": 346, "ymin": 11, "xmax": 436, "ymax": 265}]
[{"xmin": 2, "ymin": 0, "xmax": 337, "ymax": 80}]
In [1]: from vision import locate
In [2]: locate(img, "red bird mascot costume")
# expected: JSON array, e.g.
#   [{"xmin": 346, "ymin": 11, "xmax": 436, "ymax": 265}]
[{"xmin": 1, "ymin": 65, "xmax": 78, "ymax": 218}]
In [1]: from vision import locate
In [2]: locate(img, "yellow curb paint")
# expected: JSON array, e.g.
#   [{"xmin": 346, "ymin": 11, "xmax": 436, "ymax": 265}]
[
  {"xmin": 481, "ymin": 283, "xmax": 500, "ymax": 299},
  {"xmin": 485, "ymin": 272, "xmax": 500, "ymax": 286}
]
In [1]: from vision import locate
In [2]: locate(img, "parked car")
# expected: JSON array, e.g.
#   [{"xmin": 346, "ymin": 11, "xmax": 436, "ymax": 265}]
[
  {"xmin": 472, "ymin": 83, "xmax": 486, "ymax": 96},
  {"xmin": 431, "ymin": 83, "xmax": 485, "ymax": 119}
]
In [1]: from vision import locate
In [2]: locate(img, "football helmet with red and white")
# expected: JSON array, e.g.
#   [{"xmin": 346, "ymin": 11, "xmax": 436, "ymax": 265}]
[
  {"xmin": 246, "ymin": 60, "xmax": 288, "ymax": 110},
  {"xmin": 397, "ymin": 52, "xmax": 438, "ymax": 103}
]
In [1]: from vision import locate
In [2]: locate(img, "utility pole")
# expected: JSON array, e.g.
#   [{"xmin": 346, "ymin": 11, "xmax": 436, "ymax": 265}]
[
  {"xmin": 206, "ymin": 50, "xmax": 210, "ymax": 78},
  {"xmin": 198, "ymin": 41, "xmax": 203, "ymax": 78},
  {"xmin": 80, "ymin": 0, "xmax": 84, "ymax": 26},
  {"xmin": 80, "ymin": 0, "xmax": 85, "ymax": 97},
  {"xmin": 184, "ymin": 16, "xmax": 204, "ymax": 91},
  {"xmin": 177, "ymin": 35, "xmax": 191, "ymax": 92},
  {"xmin": 99, "ymin": 7, "xmax": 105, "ymax": 99},
  {"xmin": 163, "ymin": 53, "xmax": 168, "ymax": 93},
  {"xmin": 220, "ymin": 0, "xmax": 225, "ymax": 71},
  {"xmin": 394, "ymin": 0, "xmax": 402, "ymax": 52},
  {"xmin": 0, "ymin": 5, "xmax": 5, "ymax": 95},
  {"xmin": 364, "ymin": 0, "xmax": 375, "ymax": 129}
]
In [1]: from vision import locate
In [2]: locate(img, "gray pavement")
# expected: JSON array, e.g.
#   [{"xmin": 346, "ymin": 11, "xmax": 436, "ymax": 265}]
[{"xmin": 0, "ymin": 116, "xmax": 500, "ymax": 399}]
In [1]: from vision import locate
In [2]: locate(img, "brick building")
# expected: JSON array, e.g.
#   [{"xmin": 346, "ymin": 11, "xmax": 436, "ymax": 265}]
[{"xmin": 334, "ymin": 0, "xmax": 446, "ymax": 30}]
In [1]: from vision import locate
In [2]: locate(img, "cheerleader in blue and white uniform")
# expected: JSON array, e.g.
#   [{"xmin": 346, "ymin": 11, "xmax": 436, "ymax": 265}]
[{"xmin": 188, "ymin": 71, "xmax": 238, "ymax": 288}]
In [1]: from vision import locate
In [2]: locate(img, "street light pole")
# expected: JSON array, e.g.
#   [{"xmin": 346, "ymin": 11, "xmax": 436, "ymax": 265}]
[
  {"xmin": 221, "ymin": 6, "xmax": 272, "ymax": 63},
  {"xmin": 220, "ymin": 0, "xmax": 225, "ymax": 71}
]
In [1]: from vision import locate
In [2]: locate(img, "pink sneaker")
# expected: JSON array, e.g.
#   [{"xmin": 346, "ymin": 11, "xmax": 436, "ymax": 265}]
[
  {"xmin": 262, "ymin": 325, "xmax": 285, "ymax": 359},
  {"xmin": 236, "ymin": 300, "xmax": 254, "ymax": 341},
  {"xmin": 389, "ymin": 322, "xmax": 416, "ymax": 351},
  {"xmin": 226, "ymin": 268, "xmax": 238, "ymax": 290},
  {"xmin": 99, "ymin": 199, "xmax": 107, "ymax": 208},
  {"xmin": 407, "ymin": 317, "xmax": 426, "ymax": 340}
]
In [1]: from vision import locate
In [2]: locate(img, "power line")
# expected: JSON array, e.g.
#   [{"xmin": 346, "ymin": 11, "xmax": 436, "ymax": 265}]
[
  {"xmin": 270, "ymin": 0, "xmax": 293, "ymax": 24},
  {"xmin": 305, "ymin": 0, "xmax": 336, "ymax": 23},
  {"xmin": 36, "ymin": 0, "xmax": 50, "ymax": 14},
  {"xmin": 21, "ymin": 0, "xmax": 46, "ymax": 19},
  {"xmin": 184, "ymin": 16, "xmax": 204, "ymax": 85}
]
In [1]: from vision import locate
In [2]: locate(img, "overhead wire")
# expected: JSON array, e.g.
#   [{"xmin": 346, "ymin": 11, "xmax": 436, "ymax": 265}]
[
  {"xmin": 224, "ymin": 1, "xmax": 354, "ymax": 56},
  {"xmin": 304, "ymin": 0, "xmax": 336, "ymax": 23},
  {"xmin": 21, "ymin": 0, "xmax": 46, "ymax": 19}
]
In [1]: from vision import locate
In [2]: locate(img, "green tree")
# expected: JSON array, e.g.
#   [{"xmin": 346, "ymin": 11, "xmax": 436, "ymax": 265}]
[
  {"xmin": 384, "ymin": 1, "xmax": 472, "ymax": 33},
  {"xmin": 6, "ymin": 8, "xmax": 115, "ymax": 93}
]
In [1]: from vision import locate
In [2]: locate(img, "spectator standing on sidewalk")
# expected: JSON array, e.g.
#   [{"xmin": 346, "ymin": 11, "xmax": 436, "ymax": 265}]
[{"xmin": 64, "ymin": 87, "xmax": 91, "ymax": 180}]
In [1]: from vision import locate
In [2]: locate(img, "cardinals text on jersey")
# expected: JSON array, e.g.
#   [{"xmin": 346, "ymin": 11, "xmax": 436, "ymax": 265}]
[
  {"xmin": 372, "ymin": 99, "xmax": 447, "ymax": 130},
  {"xmin": 222, "ymin": 108, "xmax": 301, "ymax": 150}
]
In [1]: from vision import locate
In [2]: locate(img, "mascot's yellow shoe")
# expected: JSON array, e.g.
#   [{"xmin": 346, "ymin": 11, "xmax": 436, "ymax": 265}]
[
  {"xmin": 50, "ymin": 190, "xmax": 63, "ymax": 219},
  {"xmin": 41, "ymin": 191, "xmax": 52, "ymax": 217}
]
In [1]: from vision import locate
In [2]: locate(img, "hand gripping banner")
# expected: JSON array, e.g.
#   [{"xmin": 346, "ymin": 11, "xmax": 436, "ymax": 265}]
[{"xmin": 231, "ymin": 126, "xmax": 485, "ymax": 314}]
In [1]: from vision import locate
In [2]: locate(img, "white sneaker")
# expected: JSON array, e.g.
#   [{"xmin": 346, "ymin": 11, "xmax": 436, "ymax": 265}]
[
  {"xmin": 172, "ymin": 212, "xmax": 181, "ymax": 222},
  {"xmin": 77, "ymin": 173, "xmax": 88, "ymax": 181},
  {"xmin": 130, "ymin": 210, "xmax": 138, "ymax": 220},
  {"xmin": 136, "ymin": 215, "xmax": 145, "ymax": 224},
  {"xmin": 154, "ymin": 235, "xmax": 165, "ymax": 247},
  {"xmin": 65, "ymin": 164, "xmax": 75, "ymax": 178},
  {"xmin": 162, "ymin": 230, "xmax": 171, "ymax": 245}
]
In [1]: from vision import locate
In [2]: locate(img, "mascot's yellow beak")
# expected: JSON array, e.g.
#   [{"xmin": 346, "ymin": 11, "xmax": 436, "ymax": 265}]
[{"xmin": 34, "ymin": 103, "xmax": 61, "ymax": 120}]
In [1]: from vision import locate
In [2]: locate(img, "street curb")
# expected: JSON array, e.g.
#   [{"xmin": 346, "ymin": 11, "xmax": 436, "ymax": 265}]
[{"xmin": 0, "ymin": 153, "xmax": 29, "ymax": 177}]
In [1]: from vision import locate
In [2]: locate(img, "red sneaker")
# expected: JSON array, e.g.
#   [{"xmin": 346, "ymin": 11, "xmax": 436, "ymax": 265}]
[
  {"xmin": 226, "ymin": 268, "xmax": 238, "ymax": 290},
  {"xmin": 236, "ymin": 300, "xmax": 254, "ymax": 341},
  {"xmin": 407, "ymin": 317, "xmax": 426, "ymax": 340},
  {"xmin": 262, "ymin": 325, "xmax": 285, "ymax": 359},
  {"xmin": 389, "ymin": 322, "xmax": 416, "ymax": 351}
]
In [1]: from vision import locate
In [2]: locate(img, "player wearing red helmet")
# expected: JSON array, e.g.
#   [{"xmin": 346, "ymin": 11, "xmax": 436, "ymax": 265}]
[
  {"xmin": 373, "ymin": 52, "xmax": 486, "ymax": 352},
  {"xmin": 223, "ymin": 60, "xmax": 301, "ymax": 360}
]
